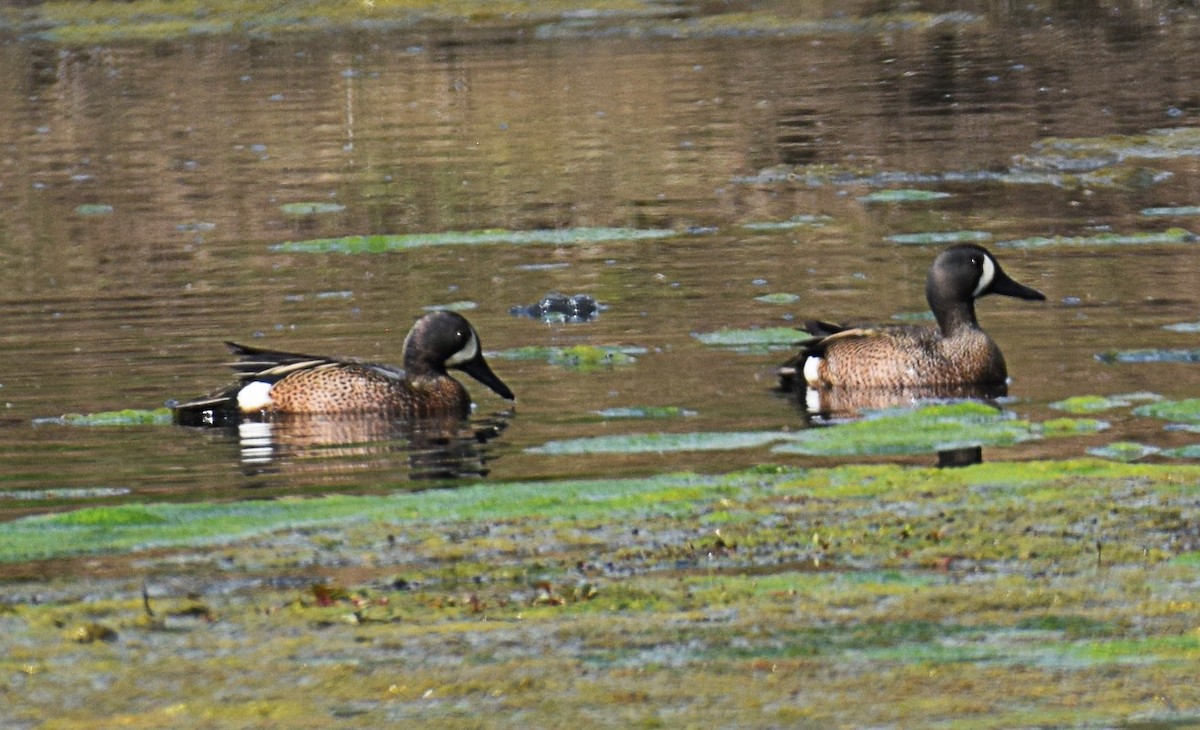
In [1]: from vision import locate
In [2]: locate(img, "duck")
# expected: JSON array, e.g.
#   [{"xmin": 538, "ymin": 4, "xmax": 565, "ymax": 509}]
[
  {"xmin": 778, "ymin": 244, "xmax": 1045, "ymax": 392},
  {"xmin": 173, "ymin": 311, "xmax": 514, "ymax": 425}
]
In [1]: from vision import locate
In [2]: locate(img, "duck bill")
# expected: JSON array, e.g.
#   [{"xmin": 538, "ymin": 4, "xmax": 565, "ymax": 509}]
[
  {"xmin": 459, "ymin": 355, "xmax": 515, "ymax": 401},
  {"xmin": 990, "ymin": 268, "xmax": 1046, "ymax": 301}
]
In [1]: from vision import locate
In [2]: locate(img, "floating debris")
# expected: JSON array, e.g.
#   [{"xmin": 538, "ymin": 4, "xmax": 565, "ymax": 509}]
[
  {"xmin": 75, "ymin": 204, "xmax": 114, "ymax": 216},
  {"xmin": 510, "ymin": 292, "xmax": 602, "ymax": 323},
  {"xmin": 272, "ymin": 227, "xmax": 679, "ymax": 253}
]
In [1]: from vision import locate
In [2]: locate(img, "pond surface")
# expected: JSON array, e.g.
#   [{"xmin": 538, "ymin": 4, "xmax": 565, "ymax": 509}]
[{"xmin": 3, "ymin": 3, "xmax": 1200, "ymax": 520}]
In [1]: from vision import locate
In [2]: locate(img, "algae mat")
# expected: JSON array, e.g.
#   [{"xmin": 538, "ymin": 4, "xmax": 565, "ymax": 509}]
[{"xmin": 3, "ymin": 459, "xmax": 1200, "ymax": 727}]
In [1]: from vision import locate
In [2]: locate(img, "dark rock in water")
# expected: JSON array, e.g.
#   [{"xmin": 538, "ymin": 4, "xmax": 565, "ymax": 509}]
[{"xmin": 510, "ymin": 292, "xmax": 603, "ymax": 323}]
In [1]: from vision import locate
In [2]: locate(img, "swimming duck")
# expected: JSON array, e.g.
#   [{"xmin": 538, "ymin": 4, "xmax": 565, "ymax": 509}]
[
  {"xmin": 173, "ymin": 311, "xmax": 514, "ymax": 425},
  {"xmin": 778, "ymin": 244, "xmax": 1045, "ymax": 392}
]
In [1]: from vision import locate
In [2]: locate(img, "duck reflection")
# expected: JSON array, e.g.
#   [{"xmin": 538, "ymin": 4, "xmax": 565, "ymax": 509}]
[
  {"xmin": 796, "ymin": 382, "xmax": 1008, "ymax": 424},
  {"xmin": 227, "ymin": 410, "xmax": 510, "ymax": 480},
  {"xmin": 783, "ymin": 383, "xmax": 1001, "ymax": 469}
]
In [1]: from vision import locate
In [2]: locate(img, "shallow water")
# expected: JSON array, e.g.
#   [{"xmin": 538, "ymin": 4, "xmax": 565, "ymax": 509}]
[{"xmin": 3, "ymin": 4, "xmax": 1200, "ymax": 519}]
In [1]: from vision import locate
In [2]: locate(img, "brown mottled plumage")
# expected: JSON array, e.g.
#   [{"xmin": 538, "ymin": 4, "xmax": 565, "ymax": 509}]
[
  {"xmin": 173, "ymin": 311, "xmax": 514, "ymax": 426},
  {"xmin": 778, "ymin": 244, "xmax": 1045, "ymax": 393}
]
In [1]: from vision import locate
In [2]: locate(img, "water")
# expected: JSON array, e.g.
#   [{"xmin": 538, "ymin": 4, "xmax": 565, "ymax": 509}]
[{"xmin": 3, "ymin": 6, "xmax": 1200, "ymax": 520}]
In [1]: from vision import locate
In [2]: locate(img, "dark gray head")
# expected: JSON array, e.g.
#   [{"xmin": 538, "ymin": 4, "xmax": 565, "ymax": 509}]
[
  {"xmin": 403, "ymin": 311, "xmax": 515, "ymax": 400},
  {"xmin": 926, "ymin": 244, "xmax": 1045, "ymax": 333}
]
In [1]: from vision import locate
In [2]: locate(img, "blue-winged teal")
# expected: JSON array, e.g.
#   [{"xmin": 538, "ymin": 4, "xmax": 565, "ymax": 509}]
[
  {"xmin": 778, "ymin": 244, "xmax": 1045, "ymax": 391},
  {"xmin": 174, "ymin": 311, "xmax": 514, "ymax": 425}
]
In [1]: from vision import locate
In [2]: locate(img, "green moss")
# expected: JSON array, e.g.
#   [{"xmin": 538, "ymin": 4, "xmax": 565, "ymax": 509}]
[{"xmin": 34, "ymin": 408, "xmax": 174, "ymax": 426}]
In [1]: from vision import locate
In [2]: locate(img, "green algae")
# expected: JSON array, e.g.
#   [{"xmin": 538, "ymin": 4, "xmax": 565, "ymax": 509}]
[
  {"xmin": 1034, "ymin": 127, "xmax": 1200, "ymax": 161},
  {"xmin": 0, "ymin": 473, "xmax": 733, "ymax": 563},
  {"xmin": 997, "ymin": 227, "xmax": 1196, "ymax": 250},
  {"xmin": 1133, "ymin": 399, "xmax": 1200, "ymax": 424},
  {"xmin": 753, "ymin": 293, "xmax": 800, "ymax": 304},
  {"xmin": 887, "ymin": 230, "xmax": 993, "ymax": 245},
  {"xmin": 858, "ymin": 189, "xmax": 951, "ymax": 203},
  {"xmin": 770, "ymin": 402, "xmax": 1102, "ymax": 457},
  {"xmin": 271, "ymin": 227, "xmax": 678, "ymax": 253},
  {"xmin": 279, "ymin": 202, "xmax": 346, "ymax": 215},
  {"xmin": 691, "ymin": 326, "xmax": 808, "ymax": 348},
  {"xmin": 1086, "ymin": 441, "xmax": 1161, "ymax": 462},
  {"xmin": 1049, "ymin": 392, "xmax": 1162, "ymax": 414},
  {"xmin": 32, "ymin": 408, "xmax": 174, "ymax": 427},
  {"xmin": 489, "ymin": 344, "xmax": 645, "ymax": 369}
]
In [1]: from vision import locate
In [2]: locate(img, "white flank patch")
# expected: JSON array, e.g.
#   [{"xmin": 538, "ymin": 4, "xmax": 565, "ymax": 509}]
[
  {"xmin": 446, "ymin": 332, "xmax": 479, "ymax": 367},
  {"xmin": 973, "ymin": 254, "xmax": 996, "ymax": 297},
  {"xmin": 802, "ymin": 356, "xmax": 823, "ymax": 386},
  {"xmin": 237, "ymin": 380, "xmax": 274, "ymax": 412}
]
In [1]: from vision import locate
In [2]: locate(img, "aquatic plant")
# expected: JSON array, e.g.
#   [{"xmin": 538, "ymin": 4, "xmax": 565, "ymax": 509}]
[{"xmin": 271, "ymin": 227, "xmax": 679, "ymax": 253}]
